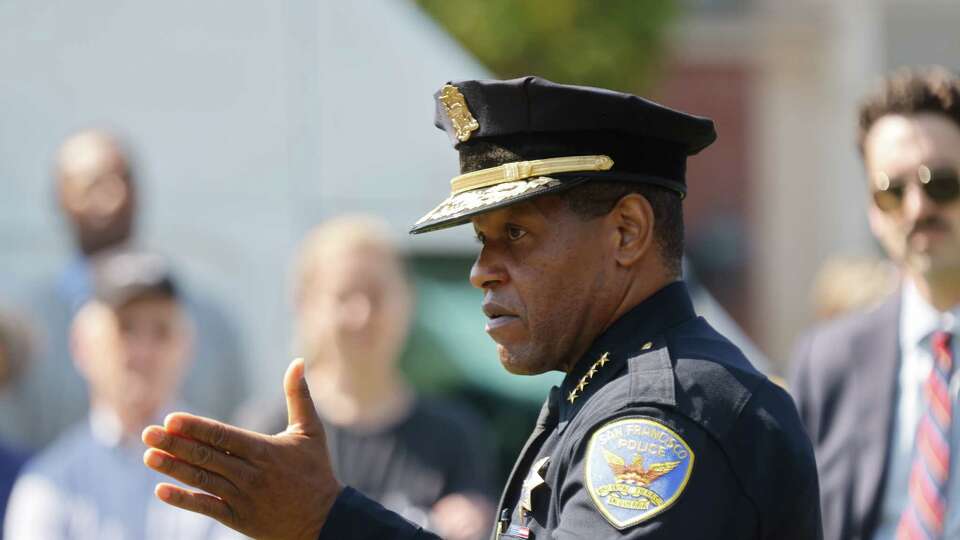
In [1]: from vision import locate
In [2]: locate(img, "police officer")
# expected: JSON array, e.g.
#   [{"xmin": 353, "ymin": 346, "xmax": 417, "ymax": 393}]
[{"xmin": 141, "ymin": 77, "xmax": 823, "ymax": 540}]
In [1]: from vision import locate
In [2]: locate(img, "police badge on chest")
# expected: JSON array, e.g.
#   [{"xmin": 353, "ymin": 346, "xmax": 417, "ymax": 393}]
[{"xmin": 497, "ymin": 456, "xmax": 551, "ymax": 539}]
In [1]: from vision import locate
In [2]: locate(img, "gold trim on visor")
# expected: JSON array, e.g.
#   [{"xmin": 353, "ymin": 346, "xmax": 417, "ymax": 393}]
[{"xmin": 450, "ymin": 155, "xmax": 615, "ymax": 195}]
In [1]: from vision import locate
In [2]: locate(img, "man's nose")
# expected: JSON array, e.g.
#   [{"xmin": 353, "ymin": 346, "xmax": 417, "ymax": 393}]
[
  {"xmin": 469, "ymin": 246, "xmax": 508, "ymax": 290},
  {"xmin": 902, "ymin": 181, "xmax": 940, "ymax": 221},
  {"xmin": 338, "ymin": 293, "xmax": 372, "ymax": 331},
  {"xmin": 123, "ymin": 337, "xmax": 154, "ymax": 369}
]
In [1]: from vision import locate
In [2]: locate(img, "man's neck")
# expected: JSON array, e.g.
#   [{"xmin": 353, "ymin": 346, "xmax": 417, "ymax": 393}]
[
  {"xmin": 77, "ymin": 235, "xmax": 132, "ymax": 258},
  {"xmin": 307, "ymin": 362, "xmax": 413, "ymax": 430},
  {"xmin": 90, "ymin": 400, "xmax": 153, "ymax": 446},
  {"xmin": 609, "ymin": 274, "xmax": 677, "ymax": 330},
  {"xmin": 559, "ymin": 272, "xmax": 677, "ymax": 373},
  {"xmin": 910, "ymin": 270, "xmax": 960, "ymax": 312}
]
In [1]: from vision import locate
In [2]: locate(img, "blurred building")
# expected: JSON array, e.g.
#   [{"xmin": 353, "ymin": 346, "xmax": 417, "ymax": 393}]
[{"xmin": 656, "ymin": 0, "xmax": 960, "ymax": 369}]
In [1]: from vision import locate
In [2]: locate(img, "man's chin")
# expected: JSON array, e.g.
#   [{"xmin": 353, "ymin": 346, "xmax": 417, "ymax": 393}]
[
  {"xmin": 906, "ymin": 247, "xmax": 960, "ymax": 275},
  {"xmin": 497, "ymin": 345, "xmax": 553, "ymax": 375}
]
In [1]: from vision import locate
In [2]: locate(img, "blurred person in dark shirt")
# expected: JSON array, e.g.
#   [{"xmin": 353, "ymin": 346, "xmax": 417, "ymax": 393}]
[
  {"xmin": 4, "ymin": 252, "xmax": 238, "ymax": 540},
  {"xmin": 238, "ymin": 215, "xmax": 496, "ymax": 540},
  {"xmin": 0, "ymin": 129, "xmax": 246, "ymax": 449},
  {"xmin": 0, "ymin": 309, "xmax": 31, "ymax": 539}
]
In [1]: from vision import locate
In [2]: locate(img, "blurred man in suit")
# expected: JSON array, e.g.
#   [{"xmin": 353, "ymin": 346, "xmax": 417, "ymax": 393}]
[{"xmin": 792, "ymin": 66, "xmax": 960, "ymax": 540}]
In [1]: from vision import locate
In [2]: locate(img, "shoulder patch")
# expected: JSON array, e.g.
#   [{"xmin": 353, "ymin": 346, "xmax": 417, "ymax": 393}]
[{"xmin": 585, "ymin": 417, "xmax": 694, "ymax": 529}]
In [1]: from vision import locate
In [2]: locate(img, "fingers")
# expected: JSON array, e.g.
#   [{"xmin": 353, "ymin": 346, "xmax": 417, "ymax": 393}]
[
  {"xmin": 154, "ymin": 483, "xmax": 237, "ymax": 528},
  {"xmin": 284, "ymin": 357, "xmax": 321, "ymax": 433},
  {"xmin": 144, "ymin": 448, "xmax": 240, "ymax": 500},
  {"xmin": 431, "ymin": 493, "xmax": 493, "ymax": 540},
  {"xmin": 143, "ymin": 426, "xmax": 257, "ymax": 483},
  {"xmin": 162, "ymin": 412, "xmax": 264, "ymax": 459}
]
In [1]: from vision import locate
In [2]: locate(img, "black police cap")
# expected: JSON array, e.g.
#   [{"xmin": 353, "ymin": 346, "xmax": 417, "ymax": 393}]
[{"xmin": 411, "ymin": 76, "xmax": 717, "ymax": 234}]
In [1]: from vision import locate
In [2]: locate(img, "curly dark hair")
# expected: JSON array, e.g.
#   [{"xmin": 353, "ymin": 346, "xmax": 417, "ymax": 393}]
[
  {"xmin": 560, "ymin": 181, "xmax": 684, "ymax": 277},
  {"xmin": 857, "ymin": 66, "xmax": 960, "ymax": 156}
]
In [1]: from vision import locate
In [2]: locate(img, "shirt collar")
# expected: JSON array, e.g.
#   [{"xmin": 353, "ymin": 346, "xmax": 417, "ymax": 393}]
[
  {"xmin": 89, "ymin": 401, "xmax": 185, "ymax": 451},
  {"xmin": 89, "ymin": 405, "xmax": 125, "ymax": 448},
  {"xmin": 900, "ymin": 278, "xmax": 960, "ymax": 348},
  {"xmin": 558, "ymin": 281, "xmax": 696, "ymax": 422}
]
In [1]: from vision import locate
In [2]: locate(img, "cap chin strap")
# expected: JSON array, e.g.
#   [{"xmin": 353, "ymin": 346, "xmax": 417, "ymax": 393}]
[{"xmin": 450, "ymin": 155, "xmax": 614, "ymax": 195}]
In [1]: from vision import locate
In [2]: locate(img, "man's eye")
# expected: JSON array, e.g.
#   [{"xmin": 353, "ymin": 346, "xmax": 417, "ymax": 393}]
[
  {"xmin": 506, "ymin": 225, "xmax": 526, "ymax": 241},
  {"xmin": 474, "ymin": 231, "xmax": 485, "ymax": 244}
]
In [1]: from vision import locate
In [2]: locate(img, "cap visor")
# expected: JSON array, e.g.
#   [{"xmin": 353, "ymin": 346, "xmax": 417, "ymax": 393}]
[{"xmin": 409, "ymin": 176, "xmax": 587, "ymax": 234}]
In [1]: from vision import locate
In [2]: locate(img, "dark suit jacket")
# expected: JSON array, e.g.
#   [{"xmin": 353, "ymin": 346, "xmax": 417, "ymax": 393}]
[{"xmin": 790, "ymin": 294, "xmax": 901, "ymax": 540}]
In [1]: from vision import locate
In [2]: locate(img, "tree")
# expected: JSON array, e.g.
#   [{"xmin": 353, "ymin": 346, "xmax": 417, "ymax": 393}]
[{"xmin": 414, "ymin": 0, "xmax": 678, "ymax": 92}]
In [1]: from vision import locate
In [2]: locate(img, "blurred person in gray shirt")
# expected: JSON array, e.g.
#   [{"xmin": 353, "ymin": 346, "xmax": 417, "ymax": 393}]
[{"xmin": 0, "ymin": 130, "xmax": 246, "ymax": 448}]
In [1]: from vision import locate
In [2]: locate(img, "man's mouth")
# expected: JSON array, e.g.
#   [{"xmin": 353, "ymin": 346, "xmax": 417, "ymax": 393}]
[
  {"xmin": 486, "ymin": 314, "xmax": 520, "ymax": 331},
  {"xmin": 908, "ymin": 223, "xmax": 951, "ymax": 247},
  {"xmin": 910, "ymin": 218, "xmax": 951, "ymax": 238},
  {"xmin": 482, "ymin": 302, "xmax": 522, "ymax": 334}
]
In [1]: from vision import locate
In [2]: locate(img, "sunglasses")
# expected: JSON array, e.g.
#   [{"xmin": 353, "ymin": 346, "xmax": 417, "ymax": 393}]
[{"xmin": 872, "ymin": 165, "xmax": 960, "ymax": 212}]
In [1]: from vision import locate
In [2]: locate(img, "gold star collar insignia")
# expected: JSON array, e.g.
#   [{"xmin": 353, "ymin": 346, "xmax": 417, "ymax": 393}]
[
  {"xmin": 568, "ymin": 353, "xmax": 611, "ymax": 404},
  {"xmin": 596, "ymin": 353, "xmax": 610, "ymax": 367}
]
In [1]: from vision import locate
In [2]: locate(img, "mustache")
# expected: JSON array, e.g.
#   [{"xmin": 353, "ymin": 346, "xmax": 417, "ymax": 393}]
[{"xmin": 909, "ymin": 216, "xmax": 951, "ymax": 238}]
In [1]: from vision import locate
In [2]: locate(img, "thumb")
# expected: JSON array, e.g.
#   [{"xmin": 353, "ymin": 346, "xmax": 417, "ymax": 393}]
[{"xmin": 284, "ymin": 357, "xmax": 322, "ymax": 433}]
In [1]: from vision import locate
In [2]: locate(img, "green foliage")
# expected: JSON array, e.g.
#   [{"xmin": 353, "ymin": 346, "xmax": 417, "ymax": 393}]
[{"xmin": 414, "ymin": 0, "xmax": 678, "ymax": 92}]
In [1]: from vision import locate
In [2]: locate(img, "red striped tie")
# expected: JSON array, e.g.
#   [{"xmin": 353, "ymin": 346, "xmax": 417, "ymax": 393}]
[{"xmin": 898, "ymin": 331, "xmax": 954, "ymax": 540}]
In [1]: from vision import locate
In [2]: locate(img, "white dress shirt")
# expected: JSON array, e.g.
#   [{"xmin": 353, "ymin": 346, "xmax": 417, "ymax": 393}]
[
  {"xmin": 875, "ymin": 280, "xmax": 960, "ymax": 539},
  {"xmin": 3, "ymin": 406, "xmax": 244, "ymax": 540}
]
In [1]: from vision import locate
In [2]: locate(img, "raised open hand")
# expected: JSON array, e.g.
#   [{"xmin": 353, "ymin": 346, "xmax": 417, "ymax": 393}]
[{"xmin": 143, "ymin": 358, "xmax": 341, "ymax": 540}]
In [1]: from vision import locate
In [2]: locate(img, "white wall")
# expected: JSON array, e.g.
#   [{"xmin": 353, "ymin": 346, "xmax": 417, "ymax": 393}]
[{"xmin": 0, "ymin": 0, "xmax": 487, "ymax": 398}]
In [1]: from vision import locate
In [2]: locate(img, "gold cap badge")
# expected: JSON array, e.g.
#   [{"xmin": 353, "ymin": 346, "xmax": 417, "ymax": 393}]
[{"xmin": 438, "ymin": 84, "xmax": 479, "ymax": 142}]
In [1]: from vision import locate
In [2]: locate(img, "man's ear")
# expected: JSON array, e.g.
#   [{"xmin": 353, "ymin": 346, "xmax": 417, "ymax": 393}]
[
  {"xmin": 177, "ymin": 309, "xmax": 196, "ymax": 365},
  {"xmin": 70, "ymin": 303, "xmax": 96, "ymax": 376},
  {"xmin": 611, "ymin": 193, "xmax": 655, "ymax": 268},
  {"xmin": 70, "ymin": 302, "xmax": 117, "ymax": 377},
  {"xmin": 866, "ymin": 202, "xmax": 886, "ymax": 241}
]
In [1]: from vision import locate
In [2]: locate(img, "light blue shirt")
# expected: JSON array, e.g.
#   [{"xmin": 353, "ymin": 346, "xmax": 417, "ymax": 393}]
[
  {"xmin": 3, "ymin": 407, "xmax": 243, "ymax": 540},
  {"xmin": 875, "ymin": 280, "xmax": 960, "ymax": 539}
]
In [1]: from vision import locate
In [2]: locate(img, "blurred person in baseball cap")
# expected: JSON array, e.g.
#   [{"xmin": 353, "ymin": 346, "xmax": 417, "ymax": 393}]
[{"xmin": 4, "ymin": 250, "xmax": 240, "ymax": 540}]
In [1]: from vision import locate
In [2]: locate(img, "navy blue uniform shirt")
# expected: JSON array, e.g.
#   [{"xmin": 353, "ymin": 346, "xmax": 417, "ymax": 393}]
[{"xmin": 318, "ymin": 282, "xmax": 822, "ymax": 539}]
